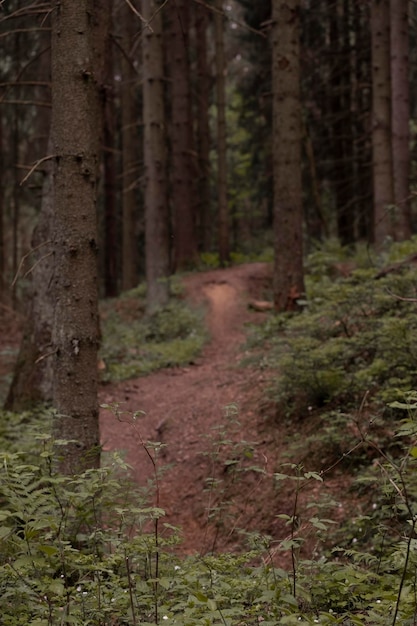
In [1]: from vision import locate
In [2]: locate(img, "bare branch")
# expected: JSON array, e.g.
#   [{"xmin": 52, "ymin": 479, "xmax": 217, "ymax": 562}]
[{"xmin": 20, "ymin": 154, "xmax": 56, "ymax": 186}]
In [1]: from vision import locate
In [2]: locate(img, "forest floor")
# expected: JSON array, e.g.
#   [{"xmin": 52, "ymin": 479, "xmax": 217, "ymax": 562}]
[
  {"xmin": 99, "ymin": 263, "xmax": 352, "ymax": 559},
  {"xmin": 0, "ymin": 262, "xmax": 354, "ymax": 561}
]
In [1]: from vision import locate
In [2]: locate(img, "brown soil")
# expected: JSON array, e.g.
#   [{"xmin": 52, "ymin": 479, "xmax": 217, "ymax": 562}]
[
  {"xmin": 99, "ymin": 263, "xmax": 352, "ymax": 558},
  {"xmin": 0, "ymin": 262, "xmax": 354, "ymax": 560},
  {"xmin": 100, "ymin": 263, "xmax": 279, "ymax": 554}
]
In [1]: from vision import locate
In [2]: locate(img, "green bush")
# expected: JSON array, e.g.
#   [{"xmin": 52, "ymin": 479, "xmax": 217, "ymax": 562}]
[{"xmin": 252, "ymin": 245, "xmax": 417, "ymax": 423}]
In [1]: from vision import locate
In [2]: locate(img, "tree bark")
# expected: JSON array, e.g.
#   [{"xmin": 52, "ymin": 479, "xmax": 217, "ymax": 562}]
[
  {"xmin": 215, "ymin": 0, "xmax": 230, "ymax": 265},
  {"xmin": 390, "ymin": 0, "xmax": 411, "ymax": 241},
  {"xmin": 272, "ymin": 0, "xmax": 305, "ymax": 312},
  {"xmin": 165, "ymin": 0, "xmax": 198, "ymax": 270},
  {"xmin": 194, "ymin": 2, "xmax": 212, "ymax": 252},
  {"xmin": 371, "ymin": 0, "xmax": 394, "ymax": 245},
  {"xmin": 143, "ymin": 0, "xmax": 170, "ymax": 314},
  {"xmin": 50, "ymin": 0, "xmax": 101, "ymax": 473},
  {"xmin": 102, "ymin": 6, "xmax": 119, "ymax": 298},
  {"xmin": 121, "ymin": 5, "xmax": 139, "ymax": 291}
]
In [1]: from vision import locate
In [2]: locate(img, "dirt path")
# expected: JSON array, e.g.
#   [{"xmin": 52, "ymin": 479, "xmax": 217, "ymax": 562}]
[{"xmin": 99, "ymin": 263, "xmax": 273, "ymax": 553}]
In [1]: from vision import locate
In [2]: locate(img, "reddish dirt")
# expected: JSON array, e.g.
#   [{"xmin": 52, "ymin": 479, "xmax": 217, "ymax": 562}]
[
  {"xmin": 0, "ymin": 262, "xmax": 355, "ymax": 560},
  {"xmin": 99, "ymin": 263, "xmax": 354, "ymax": 559},
  {"xmin": 100, "ymin": 263, "xmax": 279, "ymax": 554}
]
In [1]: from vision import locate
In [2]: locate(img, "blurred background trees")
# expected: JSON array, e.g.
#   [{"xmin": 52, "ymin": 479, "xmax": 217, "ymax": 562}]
[{"xmin": 1, "ymin": 0, "xmax": 416, "ymax": 419}]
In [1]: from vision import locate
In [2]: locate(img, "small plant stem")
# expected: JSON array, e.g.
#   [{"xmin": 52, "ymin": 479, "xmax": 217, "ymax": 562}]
[
  {"xmin": 392, "ymin": 518, "xmax": 416, "ymax": 626},
  {"xmin": 125, "ymin": 553, "xmax": 138, "ymax": 626},
  {"xmin": 290, "ymin": 478, "xmax": 300, "ymax": 598}
]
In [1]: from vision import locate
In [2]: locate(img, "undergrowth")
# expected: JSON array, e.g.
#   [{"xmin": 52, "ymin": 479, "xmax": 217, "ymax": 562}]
[
  {"xmin": 99, "ymin": 283, "xmax": 207, "ymax": 382},
  {"xmin": 2, "ymin": 400, "xmax": 417, "ymax": 624},
  {"xmin": 248, "ymin": 238, "xmax": 417, "ymax": 468},
  {"xmin": 3, "ymin": 241, "xmax": 417, "ymax": 623}
]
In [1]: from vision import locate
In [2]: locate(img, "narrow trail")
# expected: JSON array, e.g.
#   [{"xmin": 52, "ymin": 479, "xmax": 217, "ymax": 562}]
[{"xmin": 99, "ymin": 263, "xmax": 272, "ymax": 552}]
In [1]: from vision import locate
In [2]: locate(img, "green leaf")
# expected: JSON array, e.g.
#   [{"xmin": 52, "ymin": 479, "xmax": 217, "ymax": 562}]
[
  {"xmin": 38, "ymin": 545, "xmax": 59, "ymax": 556},
  {"xmin": 48, "ymin": 580, "xmax": 65, "ymax": 596}
]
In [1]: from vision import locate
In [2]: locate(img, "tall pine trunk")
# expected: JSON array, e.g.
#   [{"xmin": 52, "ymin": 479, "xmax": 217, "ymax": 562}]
[
  {"xmin": 390, "ymin": 0, "xmax": 411, "ymax": 241},
  {"xmin": 194, "ymin": 3, "xmax": 212, "ymax": 252},
  {"xmin": 371, "ymin": 0, "xmax": 394, "ymax": 245},
  {"xmin": 215, "ymin": 0, "xmax": 230, "ymax": 265},
  {"xmin": 272, "ymin": 0, "xmax": 305, "ymax": 311},
  {"xmin": 121, "ymin": 6, "xmax": 139, "ymax": 291},
  {"xmin": 166, "ymin": 0, "xmax": 198, "ymax": 270},
  {"xmin": 143, "ymin": 0, "xmax": 170, "ymax": 314},
  {"xmin": 51, "ymin": 0, "xmax": 101, "ymax": 473}
]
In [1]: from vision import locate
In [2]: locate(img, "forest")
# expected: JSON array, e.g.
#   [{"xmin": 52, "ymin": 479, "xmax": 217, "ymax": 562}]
[{"xmin": 1, "ymin": 0, "xmax": 417, "ymax": 624}]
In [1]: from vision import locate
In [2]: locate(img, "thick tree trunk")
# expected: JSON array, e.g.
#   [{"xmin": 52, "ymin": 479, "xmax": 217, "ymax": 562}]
[
  {"xmin": 390, "ymin": 0, "xmax": 411, "ymax": 241},
  {"xmin": 215, "ymin": 0, "xmax": 230, "ymax": 265},
  {"xmin": 166, "ymin": 0, "xmax": 198, "ymax": 270},
  {"xmin": 371, "ymin": 0, "xmax": 394, "ymax": 246},
  {"xmin": 51, "ymin": 0, "xmax": 101, "ymax": 473},
  {"xmin": 194, "ymin": 2, "xmax": 212, "ymax": 252},
  {"xmin": 121, "ymin": 6, "xmax": 139, "ymax": 291},
  {"xmin": 143, "ymin": 0, "xmax": 170, "ymax": 314},
  {"xmin": 272, "ymin": 0, "xmax": 305, "ymax": 312}
]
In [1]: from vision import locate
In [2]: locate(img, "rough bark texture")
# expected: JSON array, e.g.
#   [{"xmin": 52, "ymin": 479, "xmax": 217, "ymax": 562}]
[
  {"xmin": 166, "ymin": 0, "xmax": 198, "ymax": 270},
  {"xmin": 215, "ymin": 0, "xmax": 230, "ymax": 265},
  {"xmin": 330, "ymin": 0, "xmax": 355, "ymax": 245},
  {"xmin": 103, "ymin": 7, "xmax": 118, "ymax": 298},
  {"xmin": 194, "ymin": 2, "xmax": 212, "ymax": 252},
  {"xmin": 143, "ymin": 0, "xmax": 170, "ymax": 314},
  {"xmin": 272, "ymin": 0, "xmax": 305, "ymax": 312},
  {"xmin": 390, "ymin": 0, "xmax": 411, "ymax": 241},
  {"xmin": 51, "ymin": 0, "xmax": 100, "ymax": 473},
  {"xmin": 371, "ymin": 0, "xmax": 394, "ymax": 245},
  {"xmin": 121, "ymin": 5, "xmax": 139, "ymax": 291}
]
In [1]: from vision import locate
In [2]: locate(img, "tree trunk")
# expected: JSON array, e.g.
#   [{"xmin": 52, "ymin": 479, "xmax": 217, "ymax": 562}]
[
  {"xmin": 50, "ymin": 0, "xmax": 101, "ymax": 473},
  {"xmin": 165, "ymin": 0, "xmax": 198, "ymax": 270},
  {"xmin": 215, "ymin": 0, "xmax": 230, "ymax": 265},
  {"xmin": 194, "ymin": 2, "xmax": 212, "ymax": 253},
  {"xmin": 371, "ymin": 0, "xmax": 394, "ymax": 246},
  {"xmin": 103, "ymin": 8, "xmax": 119, "ymax": 298},
  {"xmin": 272, "ymin": 0, "xmax": 305, "ymax": 312},
  {"xmin": 121, "ymin": 5, "xmax": 139, "ymax": 291},
  {"xmin": 390, "ymin": 0, "xmax": 411, "ymax": 241},
  {"xmin": 143, "ymin": 0, "xmax": 170, "ymax": 314},
  {"xmin": 0, "ymin": 113, "xmax": 4, "ymax": 299}
]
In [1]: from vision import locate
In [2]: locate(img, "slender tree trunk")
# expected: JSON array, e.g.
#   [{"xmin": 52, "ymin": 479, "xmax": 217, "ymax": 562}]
[
  {"xmin": 143, "ymin": 0, "xmax": 170, "ymax": 314},
  {"xmin": 371, "ymin": 0, "xmax": 394, "ymax": 245},
  {"xmin": 390, "ymin": 0, "xmax": 411, "ymax": 241},
  {"xmin": 166, "ymin": 0, "xmax": 198, "ymax": 270},
  {"xmin": 121, "ymin": 5, "xmax": 138, "ymax": 291},
  {"xmin": 353, "ymin": 0, "xmax": 372, "ymax": 241},
  {"xmin": 194, "ymin": 2, "xmax": 212, "ymax": 252},
  {"xmin": 103, "ymin": 10, "xmax": 119, "ymax": 298},
  {"xmin": 0, "ymin": 113, "xmax": 4, "ymax": 299},
  {"xmin": 215, "ymin": 0, "xmax": 230, "ymax": 265},
  {"xmin": 272, "ymin": 0, "xmax": 305, "ymax": 311},
  {"xmin": 51, "ymin": 0, "xmax": 101, "ymax": 473}
]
